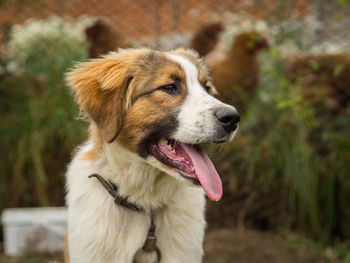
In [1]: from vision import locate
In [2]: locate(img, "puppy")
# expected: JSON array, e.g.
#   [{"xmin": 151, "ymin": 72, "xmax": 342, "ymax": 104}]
[{"xmin": 65, "ymin": 48, "xmax": 239, "ymax": 263}]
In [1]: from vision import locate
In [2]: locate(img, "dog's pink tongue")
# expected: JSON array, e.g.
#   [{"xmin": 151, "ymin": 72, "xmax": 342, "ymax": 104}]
[{"xmin": 181, "ymin": 144, "xmax": 223, "ymax": 201}]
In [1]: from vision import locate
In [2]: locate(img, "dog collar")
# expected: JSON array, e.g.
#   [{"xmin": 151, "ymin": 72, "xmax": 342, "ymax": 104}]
[
  {"xmin": 89, "ymin": 174, "xmax": 143, "ymax": 211},
  {"xmin": 88, "ymin": 174, "xmax": 161, "ymax": 262}
]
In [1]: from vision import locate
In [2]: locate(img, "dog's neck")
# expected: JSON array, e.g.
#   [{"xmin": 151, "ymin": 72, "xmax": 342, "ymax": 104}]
[{"xmin": 93, "ymin": 139, "xmax": 182, "ymax": 210}]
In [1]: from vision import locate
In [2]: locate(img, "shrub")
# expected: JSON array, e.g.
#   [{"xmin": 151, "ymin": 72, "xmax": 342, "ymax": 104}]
[{"xmin": 0, "ymin": 16, "xmax": 92, "ymax": 211}]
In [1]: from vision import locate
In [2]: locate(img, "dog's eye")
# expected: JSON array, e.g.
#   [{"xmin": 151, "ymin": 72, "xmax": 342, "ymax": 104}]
[
  {"xmin": 159, "ymin": 83, "xmax": 180, "ymax": 95},
  {"xmin": 204, "ymin": 84, "xmax": 211, "ymax": 93},
  {"xmin": 203, "ymin": 81, "xmax": 211, "ymax": 93}
]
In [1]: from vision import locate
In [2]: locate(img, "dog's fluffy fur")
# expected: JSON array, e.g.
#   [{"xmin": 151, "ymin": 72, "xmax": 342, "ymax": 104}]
[{"xmin": 65, "ymin": 48, "xmax": 238, "ymax": 263}]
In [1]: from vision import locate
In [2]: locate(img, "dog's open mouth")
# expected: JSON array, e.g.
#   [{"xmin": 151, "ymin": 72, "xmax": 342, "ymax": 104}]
[{"xmin": 149, "ymin": 138, "xmax": 222, "ymax": 201}]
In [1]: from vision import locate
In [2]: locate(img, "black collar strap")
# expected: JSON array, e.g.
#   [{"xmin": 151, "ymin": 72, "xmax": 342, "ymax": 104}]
[
  {"xmin": 89, "ymin": 174, "xmax": 143, "ymax": 211},
  {"xmin": 88, "ymin": 174, "xmax": 161, "ymax": 262}
]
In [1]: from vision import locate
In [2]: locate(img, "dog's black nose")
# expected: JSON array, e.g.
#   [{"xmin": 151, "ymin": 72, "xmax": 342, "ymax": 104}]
[{"xmin": 214, "ymin": 109, "xmax": 240, "ymax": 133}]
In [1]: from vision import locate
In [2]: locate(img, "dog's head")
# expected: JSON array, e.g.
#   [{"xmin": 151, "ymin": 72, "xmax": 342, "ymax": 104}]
[{"xmin": 66, "ymin": 48, "xmax": 239, "ymax": 201}]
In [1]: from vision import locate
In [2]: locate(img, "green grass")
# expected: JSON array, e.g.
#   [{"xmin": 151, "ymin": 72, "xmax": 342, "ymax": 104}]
[{"xmin": 282, "ymin": 230, "xmax": 350, "ymax": 263}]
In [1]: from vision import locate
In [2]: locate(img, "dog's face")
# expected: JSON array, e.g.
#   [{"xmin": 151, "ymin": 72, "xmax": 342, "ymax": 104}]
[{"xmin": 67, "ymin": 48, "xmax": 239, "ymax": 201}]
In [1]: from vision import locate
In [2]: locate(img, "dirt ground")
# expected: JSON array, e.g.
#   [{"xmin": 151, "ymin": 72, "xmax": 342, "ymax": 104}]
[
  {"xmin": 0, "ymin": 229, "xmax": 319, "ymax": 263},
  {"xmin": 203, "ymin": 229, "xmax": 318, "ymax": 263}
]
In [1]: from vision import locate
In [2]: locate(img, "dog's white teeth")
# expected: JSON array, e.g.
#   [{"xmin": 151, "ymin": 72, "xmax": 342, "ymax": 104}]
[{"xmin": 160, "ymin": 138, "xmax": 167, "ymax": 145}]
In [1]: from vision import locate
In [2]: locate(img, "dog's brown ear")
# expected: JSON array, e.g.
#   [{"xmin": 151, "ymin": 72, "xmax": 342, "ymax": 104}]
[{"xmin": 66, "ymin": 51, "xmax": 137, "ymax": 142}]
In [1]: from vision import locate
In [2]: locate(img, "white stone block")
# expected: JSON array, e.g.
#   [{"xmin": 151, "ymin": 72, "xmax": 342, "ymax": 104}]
[{"xmin": 1, "ymin": 207, "xmax": 67, "ymax": 256}]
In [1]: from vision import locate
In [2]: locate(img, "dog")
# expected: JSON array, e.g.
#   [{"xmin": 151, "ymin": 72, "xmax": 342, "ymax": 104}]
[{"xmin": 65, "ymin": 48, "xmax": 239, "ymax": 263}]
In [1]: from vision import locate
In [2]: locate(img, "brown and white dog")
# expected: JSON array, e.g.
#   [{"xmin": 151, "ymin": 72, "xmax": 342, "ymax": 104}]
[{"xmin": 65, "ymin": 48, "xmax": 239, "ymax": 263}]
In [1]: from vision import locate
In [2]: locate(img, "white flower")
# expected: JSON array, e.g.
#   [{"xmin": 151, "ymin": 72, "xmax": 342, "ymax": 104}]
[
  {"xmin": 6, "ymin": 15, "xmax": 95, "ymax": 71},
  {"xmin": 256, "ymin": 21, "xmax": 268, "ymax": 32},
  {"xmin": 6, "ymin": 61, "xmax": 22, "ymax": 75}
]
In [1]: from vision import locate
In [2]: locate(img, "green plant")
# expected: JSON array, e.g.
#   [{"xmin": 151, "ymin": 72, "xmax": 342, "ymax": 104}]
[
  {"xmin": 0, "ymin": 16, "xmax": 90, "ymax": 211},
  {"xmin": 244, "ymin": 50, "xmax": 321, "ymax": 237},
  {"xmin": 209, "ymin": 48, "xmax": 350, "ymax": 245}
]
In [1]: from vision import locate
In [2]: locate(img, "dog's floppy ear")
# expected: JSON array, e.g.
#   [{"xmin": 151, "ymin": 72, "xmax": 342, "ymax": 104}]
[{"xmin": 66, "ymin": 51, "xmax": 136, "ymax": 143}]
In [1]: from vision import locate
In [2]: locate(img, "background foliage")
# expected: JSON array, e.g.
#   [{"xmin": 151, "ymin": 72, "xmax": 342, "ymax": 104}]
[{"xmin": 0, "ymin": 16, "xmax": 89, "ymax": 211}]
